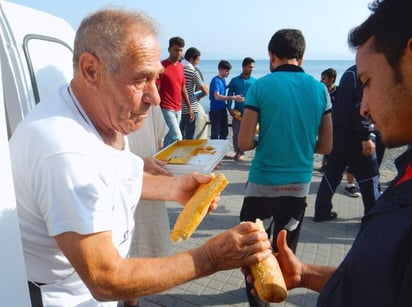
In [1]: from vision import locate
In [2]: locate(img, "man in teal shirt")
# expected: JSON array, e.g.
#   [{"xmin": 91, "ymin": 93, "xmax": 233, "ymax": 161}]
[
  {"xmin": 238, "ymin": 29, "xmax": 333, "ymax": 307},
  {"xmin": 227, "ymin": 57, "xmax": 256, "ymax": 161}
]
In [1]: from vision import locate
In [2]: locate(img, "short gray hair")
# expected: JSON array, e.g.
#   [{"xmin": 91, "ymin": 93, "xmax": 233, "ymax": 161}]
[{"xmin": 73, "ymin": 8, "xmax": 159, "ymax": 74}]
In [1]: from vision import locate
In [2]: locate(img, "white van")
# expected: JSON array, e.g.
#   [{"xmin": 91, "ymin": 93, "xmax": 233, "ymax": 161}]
[
  {"xmin": 0, "ymin": 1, "xmax": 75, "ymax": 304},
  {"xmin": 0, "ymin": 0, "xmax": 74, "ymax": 137}
]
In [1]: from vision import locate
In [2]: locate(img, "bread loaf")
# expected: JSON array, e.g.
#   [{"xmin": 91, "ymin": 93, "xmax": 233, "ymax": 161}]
[
  {"xmin": 170, "ymin": 173, "xmax": 228, "ymax": 243},
  {"xmin": 250, "ymin": 218, "xmax": 288, "ymax": 303}
]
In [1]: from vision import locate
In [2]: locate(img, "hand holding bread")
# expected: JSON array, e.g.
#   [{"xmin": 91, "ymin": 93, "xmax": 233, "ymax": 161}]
[
  {"xmin": 249, "ymin": 219, "xmax": 288, "ymax": 303},
  {"xmin": 171, "ymin": 173, "xmax": 228, "ymax": 243}
]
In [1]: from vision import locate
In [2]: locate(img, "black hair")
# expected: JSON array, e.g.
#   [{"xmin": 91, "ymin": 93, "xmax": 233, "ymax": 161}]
[
  {"xmin": 218, "ymin": 60, "xmax": 232, "ymax": 70},
  {"xmin": 242, "ymin": 57, "xmax": 255, "ymax": 67},
  {"xmin": 349, "ymin": 0, "xmax": 412, "ymax": 75},
  {"xmin": 268, "ymin": 29, "xmax": 305, "ymax": 60},
  {"xmin": 321, "ymin": 68, "xmax": 337, "ymax": 81},
  {"xmin": 184, "ymin": 47, "xmax": 201, "ymax": 61},
  {"xmin": 169, "ymin": 36, "xmax": 185, "ymax": 48}
]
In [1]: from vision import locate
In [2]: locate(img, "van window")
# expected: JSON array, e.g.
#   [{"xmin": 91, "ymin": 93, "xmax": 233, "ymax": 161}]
[{"xmin": 23, "ymin": 34, "xmax": 73, "ymax": 103}]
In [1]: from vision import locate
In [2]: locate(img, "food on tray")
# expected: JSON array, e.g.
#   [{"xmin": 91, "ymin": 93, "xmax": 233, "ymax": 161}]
[
  {"xmin": 154, "ymin": 140, "xmax": 207, "ymax": 164},
  {"xmin": 170, "ymin": 173, "xmax": 228, "ymax": 243},
  {"xmin": 193, "ymin": 145, "xmax": 216, "ymax": 155},
  {"xmin": 250, "ymin": 218, "xmax": 288, "ymax": 303}
]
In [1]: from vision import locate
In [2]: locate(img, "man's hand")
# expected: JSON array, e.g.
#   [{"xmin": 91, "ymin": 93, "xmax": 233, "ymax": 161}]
[
  {"xmin": 362, "ymin": 139, "xmax": 376, "ymax": 156},
  {"xmin": 201, "ymin": 222, "xmax": 272, "ymax": 273},
  {"xmin": 233, "ymin": 95, "xmax": 245, "ymax": 103},
  {"xmin": 142, "ymin": 172, "xmax": 218, "ymax": 205},
  {"xmin": 241, "ymin": 229, "xmax": 303, "ymax": 294},
  {"xmin": 189, "ymin": 109, "xmax": 195, "ymax": 122},
  {"xmin": 172, "ymin": 173, "xmax": 220, "ymax": 211},
  {"xmin": 143, "ymin": 157, "xmax": 173, "ymax": 176},
  {"xmin": 274, "ymin": 230, "xmax": 304, "ymax": 289}
]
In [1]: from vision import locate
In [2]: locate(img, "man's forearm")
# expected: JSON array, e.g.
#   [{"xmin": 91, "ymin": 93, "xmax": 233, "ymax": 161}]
[
  {"xmin": 93, "ymin": 247, "xmax": 214, "ymax": 301},
  {"xmin": 123, "ymin": 248, "xmax": 213, "ymax": 298},
  {"xmin": 238, "ymin": 137, "xmax": 257, "ymax": 151},
  {"xmin": 301, "ymin": 263, "xmax": 336, "ymax": 293},
  {"xmin": 141, "ymin": 173, "xmax": 175, "ymax": 200}
]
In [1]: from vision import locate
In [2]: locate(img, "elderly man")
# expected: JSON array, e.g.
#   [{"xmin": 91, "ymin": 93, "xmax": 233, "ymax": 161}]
[{"xmin": 9, "ymin": 8, "xmax": 271, "ymax": 306}]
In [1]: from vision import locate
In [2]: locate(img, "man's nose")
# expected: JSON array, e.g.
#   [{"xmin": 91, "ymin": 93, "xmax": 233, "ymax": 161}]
[
  {"xmin": 359, "ymin": 98, "xmax": 369, "ymax": 117},
  {"xmin": 144, "ymin": 81, "xmax": 160, "ymax": 105}
]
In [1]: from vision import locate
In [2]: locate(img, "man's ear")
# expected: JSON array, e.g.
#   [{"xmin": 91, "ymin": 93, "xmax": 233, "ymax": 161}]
[
  {"xmin": 78, "ymin": 52, "xmax": 100, "ymax": 86},
  {"xmin": 406, "ymin": 38, "xmax": 412, "ymax": 57},
  {"xmin": 268, "ymin": 51, "xmax": 275, "ymax": 63},
  {"xmin": 402, "ymin": 38, "xmax": 412, "ymax": 89}
]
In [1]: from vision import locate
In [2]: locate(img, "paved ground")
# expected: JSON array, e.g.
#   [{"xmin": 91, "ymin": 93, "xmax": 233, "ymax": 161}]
[{"xmin": 133, "ymin": 149, "xmax": 398, "ymax": 307}]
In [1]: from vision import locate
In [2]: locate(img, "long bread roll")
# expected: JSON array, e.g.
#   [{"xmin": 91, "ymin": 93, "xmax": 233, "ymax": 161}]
[
  {"xmin": 250, "ymin": 218, "xmax": 288, "ymax": 303},
  {"xmin": 170, "ymin": 173, "xmax": 228, "ymax": 243}
]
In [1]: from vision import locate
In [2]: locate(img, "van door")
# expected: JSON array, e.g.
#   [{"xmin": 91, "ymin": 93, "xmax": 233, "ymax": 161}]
[
  {"xmin": 0, "ymin": 0, "xmax": 74, "ymax": 137},
  {"xmin": 0, "ymin": 1, "xmax": 75, "ymax": 304},
  {"xmin": 0, "ymin": 46, "xmax": 32, "ymax": 307}
]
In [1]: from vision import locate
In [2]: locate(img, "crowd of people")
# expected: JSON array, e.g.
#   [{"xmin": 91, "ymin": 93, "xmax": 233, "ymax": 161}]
[
  {"xmin": 8, "ymin": 0, "xmax": 412, "ymax": 306},
  {"xmin": 157, "ymin": 35, "xmax": 257, "ymax": 162}
]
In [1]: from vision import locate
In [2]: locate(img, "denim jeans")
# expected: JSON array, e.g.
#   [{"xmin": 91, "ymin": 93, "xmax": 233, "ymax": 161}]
[
  {"xmin": 161, "ymin": 108, "xmax": 182, "ymax": 147},
  {"xmin": 209, "ymin": 108, "xmax": 228, "ymax": 139},
  {"xmin": 180, "ymin": 112, "xmax": 197, "ymax": 140}
]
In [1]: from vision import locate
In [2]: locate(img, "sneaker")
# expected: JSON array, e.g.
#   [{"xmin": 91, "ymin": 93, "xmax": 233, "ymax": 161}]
[
  {"xmin": 314, "ymin": 211, "xmax": 338, "ymax": 222},
  {"xmin": 344, "ymin": 186, "xmax": 361, "ymax": 198}
]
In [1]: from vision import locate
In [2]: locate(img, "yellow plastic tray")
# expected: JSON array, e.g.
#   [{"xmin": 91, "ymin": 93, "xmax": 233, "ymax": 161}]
[{"xmin": 155, "ymin": 139, "xmax": 207, "ymax": 164}]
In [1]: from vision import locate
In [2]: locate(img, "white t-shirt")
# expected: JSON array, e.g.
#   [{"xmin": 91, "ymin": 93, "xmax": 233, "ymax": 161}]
[{"xmin": 9, "ymin": 85, "xmax": 143, "ymax": 306}]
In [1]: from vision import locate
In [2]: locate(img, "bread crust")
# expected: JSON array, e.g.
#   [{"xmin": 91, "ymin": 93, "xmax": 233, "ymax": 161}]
[
  {"xmin": 170, "ymin": 173, "xmax": 228, "ymax": 243},
  {"xmin": 250, "ymin": 219, "xmax": 288, "ymax": 302}
]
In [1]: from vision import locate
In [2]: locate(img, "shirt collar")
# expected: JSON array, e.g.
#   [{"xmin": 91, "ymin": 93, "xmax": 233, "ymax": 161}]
[
  {"xmin": 181, "ymin": 59, "xmax": 194, "ymax": 69},
  {"xmin": 240, "ymin": 73, "xmax": 252, "ymax": 80},
  {"xmin": 272, "ymin": 64, "xmax": 304, "ymax": 73}
]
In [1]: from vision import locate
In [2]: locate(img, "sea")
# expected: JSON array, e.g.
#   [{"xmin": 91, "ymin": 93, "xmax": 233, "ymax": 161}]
[
  {"xmin": 196, "ymin": 59, "xmax": 355, "ymax": 112},
  {"xmin": 196, "ymin": 59, "xmax": 406, "ymax": 173}
]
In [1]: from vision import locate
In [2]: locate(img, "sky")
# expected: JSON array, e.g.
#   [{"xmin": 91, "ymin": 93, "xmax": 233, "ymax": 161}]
[{"xmin": 8, "ymin": 0, "xmax": 373, "ymax": 60}]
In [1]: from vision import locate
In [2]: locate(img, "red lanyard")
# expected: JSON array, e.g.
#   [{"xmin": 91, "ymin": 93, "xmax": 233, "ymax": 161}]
[{"xmin": 394, "ymin": 162, "xmax": 412, "ymax": 187}]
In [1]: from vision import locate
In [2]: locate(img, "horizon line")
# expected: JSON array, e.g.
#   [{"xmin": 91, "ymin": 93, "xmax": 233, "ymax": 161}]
[{"xmin": 199, "ymin": 58, "xmax": 355, "ymax": 61}]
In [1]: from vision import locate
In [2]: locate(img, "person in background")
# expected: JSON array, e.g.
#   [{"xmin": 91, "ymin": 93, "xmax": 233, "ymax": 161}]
[
  {"xmin": 320, "ymin": 68, "xmax": 338, "ymax": 103},
  {"xmin": 314, "ymin": 65, "xmax": 381, "ymax": 222},
  {"xmin": 128, "ymin": 105, "xmax": 171, "ymax": 179},
  {"xmin": 158, "ymin": 36, "xmax": 192, "ymax": 147},
  {"xmin": 180, "ymin": 47, "xmax": 208, "ymax": 139},
  {"xmin": 227, "ymin": 57, "xmax": 256, "ymax": 161},
  {"xmin": 238, "ymin": 28, "xmax": 333, "ymax": 307},
  {"xmin": 194, "ymin": 66, "xmax": 209, "ymax": 139},
  {"xmin": 209, "ymin": 60, "xmax": 244, "ymax": 139},
  {"xmin": 244, "ymin": 1, "xmax": 412, "ymax": 305},
  {"xmin": 320, "ymin": 68, "xmax": 361, "ymax": 198},
  {"xmin": 9, "ymin": 8, "xmax": 273, "ymax": 306},
  {"xmin": 126, "ymin": 105, "xmax": 171, "ymax": 306}
]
